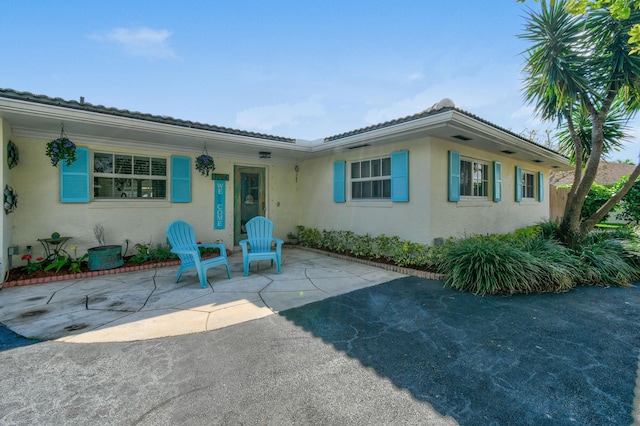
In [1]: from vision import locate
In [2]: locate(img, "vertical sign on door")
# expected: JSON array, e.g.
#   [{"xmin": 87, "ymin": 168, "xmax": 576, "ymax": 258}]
[{"xmin": 214, "ymin": 180, "xmax": 225, "ymax": 229}]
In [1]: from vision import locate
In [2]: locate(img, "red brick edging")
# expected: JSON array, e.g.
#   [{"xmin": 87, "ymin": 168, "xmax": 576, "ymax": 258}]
[{"xmin": 2, "ymin": 259, "xmax": 182, "ymax": 288}]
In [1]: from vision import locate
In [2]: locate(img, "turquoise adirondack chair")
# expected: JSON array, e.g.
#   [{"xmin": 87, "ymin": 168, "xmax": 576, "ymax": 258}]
[
  {"xmin": 166, "ymin": 220, "xmax": 231, "ymax": 288},
  {"xmin": 239, "ymin": 216, "xmax": 283, "ymax": 276}
]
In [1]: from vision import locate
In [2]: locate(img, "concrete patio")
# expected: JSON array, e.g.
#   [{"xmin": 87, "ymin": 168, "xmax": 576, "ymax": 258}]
[{"xmin": 0, "ymin": 248, "xmax": 407, "ymax": 343}]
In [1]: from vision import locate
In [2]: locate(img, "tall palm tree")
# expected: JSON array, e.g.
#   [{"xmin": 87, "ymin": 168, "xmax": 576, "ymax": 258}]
[{"xmin": 521, "ymin": 0, "xmax": 640, "ymax": 248}]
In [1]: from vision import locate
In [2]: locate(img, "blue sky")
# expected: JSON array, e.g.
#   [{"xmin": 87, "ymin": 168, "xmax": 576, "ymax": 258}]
[{"xmin": 1, "ymin": 1, "xmax": 638, "ymax": 162}]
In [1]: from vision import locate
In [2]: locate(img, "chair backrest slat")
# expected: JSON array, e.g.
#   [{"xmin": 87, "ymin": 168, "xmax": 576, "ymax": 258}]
[
  {"xmin": 167, "ymin": 220, "xmax": 199, "ymax": 264},
  {"xmin": 246, "ymin": 217, "xmax": 274, "ymax": 253}
]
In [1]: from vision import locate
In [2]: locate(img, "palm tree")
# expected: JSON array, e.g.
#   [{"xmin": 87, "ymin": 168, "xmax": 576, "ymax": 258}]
[{"xmin": 521, "ymin": 0, "xmax": 640, "ymax": 248}]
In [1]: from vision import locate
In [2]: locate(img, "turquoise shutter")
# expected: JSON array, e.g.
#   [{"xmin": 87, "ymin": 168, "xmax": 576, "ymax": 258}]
[
  {"xmin": 171, "ymin": 156, "xmax": 191, "ymax": 203},
  {"xmin": 538, "ymin": 172, "xmax": 544, "ymax": 202},
  {"xmin": 391, "ymin": 150, "xmax": 409, "ymax": 202},
  {"xmin": 448, "ymin": 151, "xmax": 460, "ymax": 202},
  {"xmin": 493, "ymin": 161, "xmax": 502, "ymax": 202},
  {"xmin": 334, "ymin": 160, "xmax": 346, "ymax": 203},
  {"xmin": 60, "ymin": 147, "xmax": 90, "ymax": 203},
  {"xmin": 515, "ymin": 166, "xmax": 522, "ymax": 202}
]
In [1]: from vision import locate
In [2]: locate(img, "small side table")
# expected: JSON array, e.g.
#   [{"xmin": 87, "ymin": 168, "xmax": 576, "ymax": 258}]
[{"xmin": 38, "ymin": 237, "xmax": 72, "ymax": 261}]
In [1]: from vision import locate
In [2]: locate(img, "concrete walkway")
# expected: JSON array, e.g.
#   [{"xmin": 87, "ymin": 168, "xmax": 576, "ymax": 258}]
[{"xmin": 0, "ymin": 248, "xmax": 406, "ymax": 343}]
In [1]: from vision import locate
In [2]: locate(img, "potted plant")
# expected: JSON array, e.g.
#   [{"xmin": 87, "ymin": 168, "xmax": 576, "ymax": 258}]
[
  {"xmin": 195, "ymin": 145, "xmax": 215, "ymax": 176},
  {"xmin": 87, "ymin": 224, "xmax": 123, "ymax": 271},
  {"xmin": 46, "ymin": 136, "xmax": 77, "ymax": 167}
]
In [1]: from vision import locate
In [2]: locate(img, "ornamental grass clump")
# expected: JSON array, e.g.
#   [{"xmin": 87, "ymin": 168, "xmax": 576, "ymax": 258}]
[
  {"xmin": 439, "ymin": 236, "xmax": 545, "ymax": 296},
  {"xmin": 519, "ymin": 237, "xmax": 584, "ymax": 293},
  {"xmin": 579, "ymin": 239, "xmax": 639, "ymax": 287}
]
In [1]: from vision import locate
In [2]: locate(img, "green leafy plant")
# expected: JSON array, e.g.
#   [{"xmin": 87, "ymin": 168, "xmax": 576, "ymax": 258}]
[
  {"xmin": 195, "ymin": 154, "xmax": 215, "ymax": 176},
  {"xmin": 45, "ymin": 137, "xmax": 77, "ymax": 167},
  {"xmin": 44, "ymin": 254, "xmax": 87, "ymax": 274},
  {"xmin": 22, "ymin": 254, "xmax": 45, "ymax": 274},
  {"xmin": 130, "ymin": 243, "xmax": 151, "ymax": 264},
  {"xmin": 150, "ymin": 244, "xmax": 177, "ymax": 261},
  {"xmin": 614, "ymin": 175, "xmax": 640, "ymax": 225},
  {"xmin": 438, "ymin": 236, "xmax": 545, "ymax": 295}
]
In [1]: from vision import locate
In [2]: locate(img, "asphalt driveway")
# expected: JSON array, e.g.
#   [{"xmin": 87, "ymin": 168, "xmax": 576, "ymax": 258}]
[{"xmin": 1, "ymin": 277, "xmax": 639, "ymax": 425}]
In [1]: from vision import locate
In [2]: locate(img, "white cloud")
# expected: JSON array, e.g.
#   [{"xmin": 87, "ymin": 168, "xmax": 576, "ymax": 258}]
[
  {"xmin": 235, "ymin": 98, "xmax": 325, "ymax": 131},
  {"xmin": 90, "ymin": 27, "xmax": 178, "ymax": 59},
  {"xmin": 364, "ymin": 73, "xmax": 518, "ymax": 125}
]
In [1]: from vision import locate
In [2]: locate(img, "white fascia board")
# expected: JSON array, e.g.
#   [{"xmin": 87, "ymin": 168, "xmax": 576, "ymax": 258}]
[
  {"xmin": 311, "ymin": 111, "xmax": 454, "ymax": 153},
  {"xmin": 448, "ymin": 111, "xmax": 570, "ymax": 168}
]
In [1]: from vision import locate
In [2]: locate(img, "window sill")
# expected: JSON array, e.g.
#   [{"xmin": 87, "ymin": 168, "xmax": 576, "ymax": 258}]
[
  {"xmin": 89, "ymin": 199, "xmax": 171, "ymax": 209},
  {"xmin": 346, "ymin": 200, "xmax": 393, "ymax": 208},
  {"xmin": 456, "ymin": 198, "xmax": 494, "ymax": 208}
]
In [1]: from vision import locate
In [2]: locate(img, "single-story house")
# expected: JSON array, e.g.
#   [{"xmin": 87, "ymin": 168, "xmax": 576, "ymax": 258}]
[{"xmin": 0, "ymin": 89, "xmax": 570, "ymax": 277}]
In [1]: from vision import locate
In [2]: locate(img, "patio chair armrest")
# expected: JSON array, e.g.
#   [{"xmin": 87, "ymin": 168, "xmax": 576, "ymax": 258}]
[
  {"xmin": 274, "ymin": 238, "xmax": 284, "ymax": 249},
  {"xmin": 170, "ymin": 246, "xmax": 200, "ymax": 257},
  {"xmin": 239, "ymin": 240, "xmax": 249, "ymax": 255}
]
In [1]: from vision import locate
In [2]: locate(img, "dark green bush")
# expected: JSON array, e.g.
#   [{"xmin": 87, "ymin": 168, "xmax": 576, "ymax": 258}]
[
  {"xmin": 613, "ymin": 176, "xmax": 640, "ymax": 225},
  {"xmin": 580, "ymin": 239, "xmax": 638, "ymax": 287},
  {"xmin": 438, "ymin": 236, "xmax": 544, "ymax": 295},
  {"xmin": 292, "ymin": 223, "xmax": 640, "ymax": 294},
  {"xmin": 582, "ymin": 183, "xmax": 614, "ymax": 221}
]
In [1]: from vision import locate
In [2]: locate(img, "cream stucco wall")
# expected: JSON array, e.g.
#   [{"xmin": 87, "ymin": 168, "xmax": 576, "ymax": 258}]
[
  {"xmin": 1, "ymin": 118, "xmax": 14, "ymax": 279},
  {"xmin": 297, "ymin": 136, "xmax": 551, "ymax": 245},
  {"xmin": 297, "ymin": 138, "xmax": 433, "ymax": 243},
  {"xmin": 429, "ymin": 140, "xmax": 550, "ymax": 243},
  {"xmin": 7, "ymin": 136, "xmax": 299, "ymax": 267}
]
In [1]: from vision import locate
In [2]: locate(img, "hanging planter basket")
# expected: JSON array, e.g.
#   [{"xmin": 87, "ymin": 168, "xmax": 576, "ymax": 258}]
[
  {"xmin": 7, "ymin": 140, "xmax": 19, "ymax": 169},
  {"xmin": 195, "ymin": 144, "xmax": 215, "ymax": 176},
  {"xmin": 46, "ymin": 125, "xmax": 77, "ymax": 167}
]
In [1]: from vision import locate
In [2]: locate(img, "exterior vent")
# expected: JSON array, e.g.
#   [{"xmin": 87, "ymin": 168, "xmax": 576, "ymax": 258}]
[
  {"xmin": 533, "ymin": 160, "xmax": 543, "ymax": 163},
  {"xmin": 259, "ymin": 151, "xmax": 271, "ymax": 158},
  {"xmin": 452, "ymin": 135, "xmax": 472, "ymax": 141},
  {"xmin": 501, "ymin": 150, "xmax": 515, "ymax": 154},
  {"xmin": 347, "ymin": 144, "xmax": 370, "ymax": 150}
]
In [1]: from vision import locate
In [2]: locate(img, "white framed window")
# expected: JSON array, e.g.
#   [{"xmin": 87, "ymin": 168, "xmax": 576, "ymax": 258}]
[
  {"xmin": 460, "ymin": 158, "xmax": 489, "ymax": 198},
  {"xmin": 522, "ymin": 170, "xmax": 536, "ymax": 199},
  {"xmin": 93, "ymin": 152, "xmax": 167, "ymax": 199},
  {"xmin": 350, "ymin": 157, "xmax": 391, "ymax": 199}
]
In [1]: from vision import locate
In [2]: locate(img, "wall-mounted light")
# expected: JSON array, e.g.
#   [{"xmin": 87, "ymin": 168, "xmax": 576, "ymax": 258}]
[{"xmin": 259, "ymin": 151, "xmax": 271, "ymax": 159}]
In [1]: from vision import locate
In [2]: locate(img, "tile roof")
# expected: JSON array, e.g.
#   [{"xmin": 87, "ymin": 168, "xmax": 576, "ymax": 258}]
[
  {"xmin": 0, "ymin": 88, "xmax": 296, "ymax": 143},
  {"xmin": 324, "ymin": 101, "xmax": 564, "ymax": 158},
  {"xmin": 554, "ymin": 161, "xmax": 638, "ymax": 186}
]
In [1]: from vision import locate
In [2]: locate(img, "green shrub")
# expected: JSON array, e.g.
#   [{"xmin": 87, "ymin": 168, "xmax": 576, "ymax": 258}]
[
  {"xmin": 537, "ymin": 219, "xmax": 561, "ymax": 240},
  {"xmin": 582, "ymin": 183, "xmax": 614, "ymax": 221},
  {"xmin": 580, "ymin": 239, "xmax": 639, "ymax": 287},
  {"xmin": 296, "ymin": 226, "xmax": 322, "ymax": 247},
  {"xmin": 152, "ymin": 244, "xmax": 178, "ymax": 261},
  {"xmin": 439, "ymin": 236, "xmax": 544, "ymax": 296},
  {"xmin": 613, "ymin": 175, "xmax": 640, "ymax": 225},
  {"xmin": 519, "ymin": 237, "xmax": 583, "ymax": 292}
]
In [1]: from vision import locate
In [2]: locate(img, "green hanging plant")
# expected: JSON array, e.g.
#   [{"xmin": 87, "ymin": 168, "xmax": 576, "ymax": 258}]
[
  {"xmin": 46, "ymin": 137, "xmax": 77, "ymax": 167},
  {"xmin": 46, "ymin": 125, "xmax": 77, "ymax": 167},
  {"xmin": 195, "ymin": 144, "xmax": 215, "ymax": 176}
]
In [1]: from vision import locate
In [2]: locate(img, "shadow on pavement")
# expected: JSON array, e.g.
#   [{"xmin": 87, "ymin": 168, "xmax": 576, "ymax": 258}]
[
  {"xmin": 0, "ymin": 323, "xmax": 39, "ymax": 351},
  {"xmin": 280, "ymin": 277, "xmax": 640, "ymax": 425}
]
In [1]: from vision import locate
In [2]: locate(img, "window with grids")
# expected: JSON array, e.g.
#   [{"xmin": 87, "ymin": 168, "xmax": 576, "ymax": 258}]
[
  {"xmin": 460, "ymin": 158, "xmax": 489, "ymax": 197},
  {"xmin": 93, "ymin": 152, "xmax": 167, "ymax": 199},
  {"xmin": 350, "ymin": 157, "xmax": 391, "ymax": 199},
  {"xmin": 522, "ymin": 170, "xmax": 535, "ymax": 199}
]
